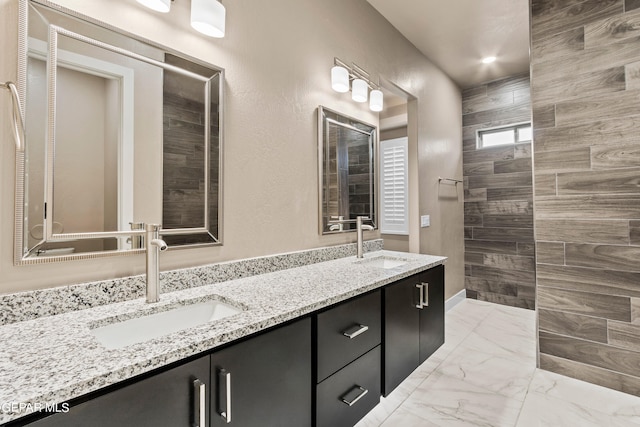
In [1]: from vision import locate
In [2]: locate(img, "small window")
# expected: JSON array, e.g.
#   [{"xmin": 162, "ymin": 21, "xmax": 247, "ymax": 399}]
[
  {"xmin": 477, "ymin": 123, "xmax": 531, "ymax": 149},
  {"xmin": 380, "ymin": 137, "xmax": 409, "ymax": 235}
]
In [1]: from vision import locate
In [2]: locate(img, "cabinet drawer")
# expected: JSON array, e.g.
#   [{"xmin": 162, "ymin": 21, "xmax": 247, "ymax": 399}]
[
  {"xmin": 316, "ymin": 290, "xmax": 381, "ymax": 381},
  {"xmin": 316, "ymin": 346, "xmax": 381, "ymax": 427}
]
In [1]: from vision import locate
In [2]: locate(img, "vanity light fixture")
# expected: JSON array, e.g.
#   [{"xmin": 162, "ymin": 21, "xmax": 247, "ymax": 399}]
[
  {"xmin": 352, "ymin": 78, "xmax": 368, "ymax": 103},
  {"xmin": 136, "ymin": 0, "xmax": 226, "ymax": 38},
  {"xmin": 136, "ymin": 0, "xmax": 171, "ymax": 13},
  {"xmin": 191, "ymin": 0, "xmax": 226, "ymax": 38},
  {"xmin": 331, "ymin": 65, "xmax": 350, "ymax": 93},
  {"xmin": 331, "ymin": 58, "xmax": 384, "ymax": 111},
  {"xmin": 369, "ymin": 89, "xmax": 383, "ymax": 112}
]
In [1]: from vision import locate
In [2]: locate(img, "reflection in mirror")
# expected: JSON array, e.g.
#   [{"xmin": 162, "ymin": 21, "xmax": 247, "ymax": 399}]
[
  {"xmin": 318, "ymin": 106, "xmax": 377, "ymax": 234},
  {"xmin": 16, "ymin": 0, "xmax": 223, "ymax": 263},
  {"xmin": 162, "ymin": 54, "xmax": 220, "ymax": 246}
]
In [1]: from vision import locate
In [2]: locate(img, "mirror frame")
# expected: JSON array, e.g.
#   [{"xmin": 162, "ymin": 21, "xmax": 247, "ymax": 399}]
[
  {"xmin": 15, "ymin": 0, "xmax": 225, "ymax": 264},
  {"xmin": 317, "ymin": 106, "xmax": 377, "ymax": 235}
]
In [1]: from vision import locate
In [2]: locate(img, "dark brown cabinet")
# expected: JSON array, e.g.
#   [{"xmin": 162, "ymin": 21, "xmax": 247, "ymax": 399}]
[
  {"xmin": 25, "ymin": 357, "xmax": 210, "ymax": 427},
  {"xmin": 316, "ymin": 346, "xmax": 381, "ymax": 427},
  {"xmin": 383, "ymin": 265, "xmax": 444, "ymax": 395},
  {"xmin": 19, "ymin": 318, "xmax": 312, "ymax": 427},
  {"xmin": 315, "ymin": 290, "xmax": 382, "ymax": 427},
  {"xmin": 316, "ymin": 290, "xmax": 381, "ymax": 382},
  {"xmin": 209, "ymin": 317, "xmax": 312, "ymax": 427},
  {"xmin": 13, "ymin": 264, "xmax": 445, "ymax": 427}
]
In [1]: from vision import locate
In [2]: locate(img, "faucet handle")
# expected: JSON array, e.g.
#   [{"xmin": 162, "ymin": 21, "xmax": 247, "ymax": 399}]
[{"xmin": 145, "ymin": 223, "xmax": 162, "ymax": 233}]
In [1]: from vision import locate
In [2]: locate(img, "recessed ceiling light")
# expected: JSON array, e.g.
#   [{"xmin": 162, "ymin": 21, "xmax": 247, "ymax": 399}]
[{"xmin": 482, "ymin": 56, "xmax": 497, "ymax": 64}]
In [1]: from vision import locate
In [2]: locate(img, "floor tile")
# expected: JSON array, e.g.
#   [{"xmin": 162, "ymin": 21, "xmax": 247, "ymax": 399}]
[
  {"xmin": 357, "ymin": 299, "xmax": 640, "ymax": 427},
  {"xmin": 400, "ymin": 370, "xmax": 523, "ymax": 426},
  {"xmin": 516, "ymin": 389, "xmax": 640, "ymax": 427},
  {"xmin": 527, "ymin": 369, "xmax": 640, "ymax": 424}
]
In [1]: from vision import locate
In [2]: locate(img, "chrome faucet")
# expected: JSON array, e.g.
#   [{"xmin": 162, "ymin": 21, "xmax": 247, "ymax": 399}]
[
  {"xmin": 328, "ymin": 215, "xmax": 346, "ymax": 231},
  {"xmin": 356, "ymin": 216, "xmax": 374, "ymax": 258},
  {"xmin": 145, "ymin": 224, "xmax": 168, "ymax": 303}
]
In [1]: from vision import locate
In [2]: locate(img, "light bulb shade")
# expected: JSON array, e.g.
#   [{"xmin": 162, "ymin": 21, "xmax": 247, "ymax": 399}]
[
  {"xmin": 352, "ymin": 78, "xmax": 368, "ymax": 103},
  {"xmin": 369, "ymin": 89, "xmax": 383, "ymax": 111},
  {"xmin": 331, "ymin": 66, "xmax": 349, "ymax": 93},
  {"xmin": 191, "ymin": 0, "xmax": 226, "ymax": 38},
  {"xmin": 136, "ymin": 0, "xmax": 170, "ymax": 13}
]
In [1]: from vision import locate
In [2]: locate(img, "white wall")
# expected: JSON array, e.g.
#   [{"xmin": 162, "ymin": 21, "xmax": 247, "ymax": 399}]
[{"xmin": 0, "ymin": 0, "xmax": 463, "ymax": 299}]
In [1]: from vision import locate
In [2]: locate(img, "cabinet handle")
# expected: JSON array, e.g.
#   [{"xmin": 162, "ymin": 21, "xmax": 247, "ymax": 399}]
[
  {"xmin": 422, "ymin": 282, "xmax": 429, "ymax": 307},
  {"xmin": 341, "ymin": 385, "xmax": 369, "ymax": 407},
  {"xmin": 193, "ymin": 379, "xmax": 206, "ymax": 427},
  {"xmin": 342, "ymin": 324, "xmax": 369, "ymax": 339},
  {"xmin": 218, "ymin": 369, "xmax": 232, "ymax": 423},
  {"xmin": 416, "ymin": 283, "xmax": 424, "ymax": 309}
]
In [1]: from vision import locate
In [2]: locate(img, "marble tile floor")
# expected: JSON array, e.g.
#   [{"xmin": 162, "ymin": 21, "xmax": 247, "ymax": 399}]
[{"xmin": 356, "ymin": 299, "xmax": 640, "ymax": 427}]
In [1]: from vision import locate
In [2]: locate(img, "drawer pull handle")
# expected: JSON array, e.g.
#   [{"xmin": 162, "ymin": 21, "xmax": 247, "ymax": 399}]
[
  {"xmin": 421, "ymin": 282, "xmax": 429, "ymax": 307},
  {"xmin": 341, "ymin": 385, "xmax": 369, "ymax": 407},
  {"xmin": 193, "ymin": 379, "xmax": 206, "ymax": 427},
  {"xmin": 342, "ymin": 324, "xmax": 369, "ymax": 339},
  {"xmin": 218, "ymin": 369, "xmax": 231, "ymax": 423},
  {"xmin": 416, "ymin": 283, "xmax": 424, "ymax": 309}
]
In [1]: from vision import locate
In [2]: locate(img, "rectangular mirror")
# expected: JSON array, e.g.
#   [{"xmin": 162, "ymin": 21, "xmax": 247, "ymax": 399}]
[
  {"xmin": 16, "ymin": 0, "xmax": 223, "ymax": 263},
  {"xmin": 318, "ymin": 106, "xmax": 377, "ymax": 234}
]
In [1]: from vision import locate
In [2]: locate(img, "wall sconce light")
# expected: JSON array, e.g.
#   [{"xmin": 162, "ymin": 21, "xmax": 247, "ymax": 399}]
[
  {"xmin": 191, "ymin": 0, "xmax": 226, "ymax": 38},
  {"xmin": 137, "ymin": 0, "xmax": 171, "ymax": 13},
  {"xmin": 136, "ymin": 0, "xmax": 226, "ymax": 38},
  {"xmin": 331, "ymin": 58, "xmax": 383, "ymax": 112},
  {"xmin": 331, "ymin": 66, "xmax": 349, "ymax": 93},
  {"xmin": 369, "ymin": 89, "xmax": 383, "ymax": 112},
  {"xmin": 351, "ymin": 78, "xmax": 368, "ymax": 103}
]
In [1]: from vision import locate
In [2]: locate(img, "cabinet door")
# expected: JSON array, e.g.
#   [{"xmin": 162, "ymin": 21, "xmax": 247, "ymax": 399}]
[
  {"xmin": 26, "ymin": 357, "xmax": 210, "ymax": 427},
  {"xmin": 418, "ymin": 265, "xmax": 445, "ymax": 364},
  {"xmin": 209, "ymin": 317, "xmax": 312, "ymax": 427},
  {"xmin": 383, "ymin": 275, "xmax": 420, "ymax": 396}
]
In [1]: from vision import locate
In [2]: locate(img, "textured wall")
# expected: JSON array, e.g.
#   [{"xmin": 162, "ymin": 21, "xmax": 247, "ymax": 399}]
[
  {"xmin": 462, "ymin": 74, "xmax": 535, "ymax": 309},
  {"xmin": 0, "ymin": 0, "xmax": 463, "ymax": 296},
  {"xmin": 531, "ymin": 0, "xmax": 640, "ymax": 395}
]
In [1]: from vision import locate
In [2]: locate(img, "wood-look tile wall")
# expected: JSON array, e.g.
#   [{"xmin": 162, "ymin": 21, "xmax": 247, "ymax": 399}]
[
  {"xmin": 531, "ymin": 0, "xmax": 640, "ymax": 396},
  {"xmin": 347, "ymin": 143, "xmax": 372, "ymax": 218},
  {"xmin": 163, "ymin": 92, "xmax": 220, "ymax": 234},
  {"xmin": 462, "ymin": 74, "xmax": 535, "ymax": 309}
]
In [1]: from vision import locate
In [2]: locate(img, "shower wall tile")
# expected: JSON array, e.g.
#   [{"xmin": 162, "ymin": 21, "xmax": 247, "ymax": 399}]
[
  {"xmin": 462, "ymin": 74, "xmax": 534, "ymax": 309},
  {"xmin": 536, "ymin": 263, "xmax": 640, "ymax": 298},
  {"xmin": 539, "ymin": 331, "xmax": 640, "ymax": 378},
  {"xmin": 531, "ymin": 0, "xmax": 640, "ymax": 396},
  {"xmin": 537, "ymin": 287, "xmax": 631, "ymax": 322},
  {"xmin": 539, "ymin": 353, "xmax": 640, "ymax": 398},
  {"xmin": 538, "ymin": 308, "xmax": 608, "ymax": 343}
]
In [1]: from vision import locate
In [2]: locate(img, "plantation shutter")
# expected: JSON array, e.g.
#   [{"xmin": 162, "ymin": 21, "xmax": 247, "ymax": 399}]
[{"xmin": 380, "ymin": 137, "xmax": 408, "ymax": 235}]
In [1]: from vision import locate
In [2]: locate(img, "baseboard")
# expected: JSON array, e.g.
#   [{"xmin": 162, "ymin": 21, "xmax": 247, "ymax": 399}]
[{"xmin": 445, "ymin": 289, "xmax": 466, "ymax": 312}]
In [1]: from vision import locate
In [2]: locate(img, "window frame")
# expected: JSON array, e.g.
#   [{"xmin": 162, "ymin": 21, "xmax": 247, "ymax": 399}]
[
  {"xmin": 379, "ymin": 136, "xmax": 409, "ymax": 235},
  {"xmin": 476, "ymin": 122, "xmax": 532, "ymax": 149}
]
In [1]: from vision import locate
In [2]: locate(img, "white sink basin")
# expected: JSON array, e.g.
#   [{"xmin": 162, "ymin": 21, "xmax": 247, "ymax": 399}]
[
  {"xmin": 90, "ymin": 300, "xmax": 241, "ymax": 349},
  {"xmin": 357, "ymin": 256, "xmax": 408, "ymax": 269}
]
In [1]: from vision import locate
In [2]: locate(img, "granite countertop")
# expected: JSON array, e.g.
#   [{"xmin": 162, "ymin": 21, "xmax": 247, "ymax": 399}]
[{"xmin": 0, "ymin": 250, "xmax": 446, "ymax": 424}]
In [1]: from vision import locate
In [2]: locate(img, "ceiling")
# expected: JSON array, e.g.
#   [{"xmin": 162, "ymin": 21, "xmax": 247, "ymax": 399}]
[{"xmin": 366, "ymin": 0, "xmax": 531, "ymax": 89}]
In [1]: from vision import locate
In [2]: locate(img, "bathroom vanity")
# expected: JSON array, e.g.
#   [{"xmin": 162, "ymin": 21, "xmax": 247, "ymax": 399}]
[{"xmin": 0, "ymin": 250, "xmax": 446, "ymax": 427}]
